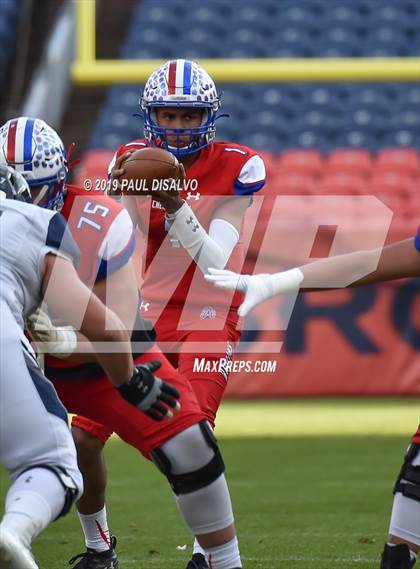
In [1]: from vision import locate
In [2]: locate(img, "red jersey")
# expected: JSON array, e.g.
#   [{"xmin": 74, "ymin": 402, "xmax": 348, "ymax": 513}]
[
  {"xmin": 109, "ymin": 140, "xmax": 265, "ymax": 321},
  {"xmin": 45, "ymin": 184, "xmax": 136, "ymax": 379}
]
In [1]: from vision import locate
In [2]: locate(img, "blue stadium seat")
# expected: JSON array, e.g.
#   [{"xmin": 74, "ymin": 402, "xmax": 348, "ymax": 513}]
[
  {"xmin": 312, "ymin": 41, "xmax": 362, "ymax": 58},
  {"xmin": 347, "ymin": 85, "xmax": 396, "ymax": 107},
  {"xmin": 300, "ymin": 85, "xmax": 348, "ymax": 107},
  {"xmin": 274, "ymin": 26, "xmax": 314, "ymax": 46},
  {"xmin": 367, "ymin": 26, "xmax": 409, "ymax": 45},
  {"xmin": 334, "ymin": 129, "xmax": 379, "ymax": 151},
  {"xmin": 287, "ymin": 128, "xmax": 332, "ymax": 153},
  {"xmin": 383, "ymin": 129, "xmax": 420, "ymax": 148},
  {"xmin": 396, "ymin": 86, "xmax": 420, "ymax": 106},
  {"xmin": 294, "ymin": 106, "xmax": 345, "ymax": 131},
  {"xmin": 391, "ymin": 109, "xmax": 420, "ymax": 130},
  {"xmin": 323, "ymin": 26, "xmax": 362, "ymax": 44},
  {"xmin": 361, "ymin": 39, "xmax": 411, "ymax": 57},
  {"xmin": 274, "ymin": 46, "xmax": 315, "ymax": 57},
  {"xmin": 241, "ymin": 131, "xmax": 287, "ymax": 153}
]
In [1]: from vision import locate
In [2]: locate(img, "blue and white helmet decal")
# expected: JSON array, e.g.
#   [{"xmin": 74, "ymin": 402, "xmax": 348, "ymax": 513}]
[
  {"xmin": 0, "ymin": 117, "xmax": 67, "ymax": 210},
  {"xmin": 140, "ymin": 59, "xmax": 222, "ymax": 157}
]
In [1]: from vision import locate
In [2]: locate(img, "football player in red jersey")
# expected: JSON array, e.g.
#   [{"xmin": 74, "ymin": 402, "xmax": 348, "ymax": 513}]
[
  {"xmin": 207, "ymin": 233, "xmax": 420, "ymax": 569},
  {"xmin": 72, "ymin": 59, "xmax": 266, "ymax": 569},
  {"xmin": 0, "ymin": 116, "xmax": 245, "ymax": 569}
]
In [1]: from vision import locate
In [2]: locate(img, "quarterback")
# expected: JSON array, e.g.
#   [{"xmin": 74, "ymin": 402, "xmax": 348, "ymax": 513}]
[{"xmin": 73, "ymin": 59, "xmax": 266, "ymax": 569}]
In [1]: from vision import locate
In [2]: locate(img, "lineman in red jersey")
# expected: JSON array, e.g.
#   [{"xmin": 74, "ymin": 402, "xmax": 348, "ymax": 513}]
[
  {"xmin": 0, "ymin": 117, "xmax": 245, "ymax": 569},
  {"xmin": 74, "ymin": 59, "xmax": 266, "ymax": 569},
  {"xmin": 208, "ymin": 232, "xmax": 420, "ymax": 569}
]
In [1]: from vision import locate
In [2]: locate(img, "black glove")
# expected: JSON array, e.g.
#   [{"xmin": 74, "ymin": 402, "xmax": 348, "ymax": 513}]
[{"xmin": 117, "ymin": 360, "xmax": 181, "ymax": 421}]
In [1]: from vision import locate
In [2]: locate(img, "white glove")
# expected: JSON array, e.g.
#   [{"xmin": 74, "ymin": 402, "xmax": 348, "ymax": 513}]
[
  {"xmin": 26, "ymin": 307, "xmax": 77, "ymax": 359},
  {"xmin": 205, "ymin": 267, "xmax": 304, "ymax": 316}
]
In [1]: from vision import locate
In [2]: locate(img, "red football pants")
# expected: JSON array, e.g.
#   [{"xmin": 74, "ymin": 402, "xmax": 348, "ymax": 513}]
[
  {"xmin": 51, "ymin": 346, "xmax": 204, "ymax": 457},
  {"xmin": 153, "ymin": 306, "xmax": 242, "ymax": 428}
]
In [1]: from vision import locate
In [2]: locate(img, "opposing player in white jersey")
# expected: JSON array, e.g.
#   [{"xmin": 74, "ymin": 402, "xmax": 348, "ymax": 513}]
[
  {"xmin": 1, "ymin": 117, "xmax": 246, "ymax": 569},
  {"xmin": 206, "ymin": 235, "xmax": 420, "ymax": 569},
  {"xmin": 0, "ymin": 165, "xmax": 176, "ymax": 569}
]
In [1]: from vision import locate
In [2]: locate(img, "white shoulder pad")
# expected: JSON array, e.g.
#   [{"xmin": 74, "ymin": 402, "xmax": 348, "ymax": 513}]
[
  {"xmin": 98, "ymin": 209, "xmax": 134, "ymax": 260},
  {"xmin": 237, "ymin": 155, "xmax": 266, "ymax": 185}
]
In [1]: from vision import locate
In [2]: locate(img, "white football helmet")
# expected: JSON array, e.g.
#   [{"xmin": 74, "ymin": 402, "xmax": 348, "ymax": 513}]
[
  {"xmin": 140, "ymin": 59, "xmax": 222, "ymax": 157},
  {"xmin": 0, "ymin": 117, "xmax": 67, "ymax": 210}
]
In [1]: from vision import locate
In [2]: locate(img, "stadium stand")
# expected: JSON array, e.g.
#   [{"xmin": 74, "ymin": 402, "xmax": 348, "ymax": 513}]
[
  {"xmin": 82, "ymin": 0, "xmax": 419, "ymax": 237},
  {"xmin": 90, "ymin": 80, "xmax": 420, "ymax": 153},
  {"xmin": 88, "ymin": 0, "xmax": 420, "ymax": 152}
]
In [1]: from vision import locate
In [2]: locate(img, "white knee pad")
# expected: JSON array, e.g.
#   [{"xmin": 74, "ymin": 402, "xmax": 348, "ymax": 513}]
[
  {"xmin": 151, "ymin": 422, "xmax": 234, "ymax": 534},
  {"xmin": 389, "ymin": 444, "xmax": 420, "ymax": 546}
]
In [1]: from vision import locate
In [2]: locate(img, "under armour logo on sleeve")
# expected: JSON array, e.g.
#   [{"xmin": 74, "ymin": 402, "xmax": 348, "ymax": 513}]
[
  {"xmin": 186, "ymin": 217, "xmax": 199, "ymax": 232},
  {"xmin": 186, "ymin": 192, "xmax": 200, "ymax": 201}
]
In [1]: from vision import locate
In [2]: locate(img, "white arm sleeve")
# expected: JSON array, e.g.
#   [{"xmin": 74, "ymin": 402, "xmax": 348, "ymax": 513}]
[{"xmin": 166, "ymin": 202, "xmax": 239, "ymax": 274}]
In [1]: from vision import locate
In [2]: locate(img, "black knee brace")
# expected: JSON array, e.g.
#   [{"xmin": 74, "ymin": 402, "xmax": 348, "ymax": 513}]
[
  {"xmin": 394, "ymin": 444, "xmax": 420, "ymax": 503},
  {"xmin": 151, "ymin": 421, "xmax": 225, "ymax": 495},
  {"xmin": 21, "ymin": 464, "xmax": 79, "ymax": 519}
]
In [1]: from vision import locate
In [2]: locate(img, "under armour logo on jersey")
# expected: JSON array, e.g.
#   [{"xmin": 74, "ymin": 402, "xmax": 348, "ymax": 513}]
[
  {"xmin": 200, "ymin": 306, "xmax": 216, "ymax": 320},
  {"xmin": 186, "ymin": 192, "xmax": 200, "ymax": 201},
  {"xmin": 186, "ymin": 217, "xmax": 199, "ymax": 232},
  {"xmin": 140, "ymin": 301, "xmax": 150, "ymax": 312}
]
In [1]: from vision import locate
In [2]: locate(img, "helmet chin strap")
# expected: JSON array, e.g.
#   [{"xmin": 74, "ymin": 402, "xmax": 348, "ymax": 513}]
[
  {"xmin": 167, "ymin": 143, "xmax": 190, "ymax": 151},
  {"xmin": 32, "ymin": 184, "xmax": 49, "ymax": 206}
]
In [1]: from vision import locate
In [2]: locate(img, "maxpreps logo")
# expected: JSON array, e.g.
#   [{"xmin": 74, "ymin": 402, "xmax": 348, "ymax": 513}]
[{"xmin": 193, "ymin": 356, "xmax": 277, "ymax": 375}]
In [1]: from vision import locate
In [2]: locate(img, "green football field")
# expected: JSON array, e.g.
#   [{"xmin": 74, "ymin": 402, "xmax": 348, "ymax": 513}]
[{"xmin": 1, "ymin": 399, "xmax": 419, "ymax": 569}]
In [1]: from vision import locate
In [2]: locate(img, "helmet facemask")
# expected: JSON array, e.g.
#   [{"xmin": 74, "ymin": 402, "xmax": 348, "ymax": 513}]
[
  {"xmin": 31, "ymin": 167, "xmax": 66, "ymax": 211},
  {"xmin": 0, "ymin": 165, "xmax": 32, "ymax": 202}
]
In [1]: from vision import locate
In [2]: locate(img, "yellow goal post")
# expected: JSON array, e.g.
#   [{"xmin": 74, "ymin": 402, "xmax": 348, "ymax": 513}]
[{"xmin": 71, "ymin": 0, "xmax": 420, "ymax": 85}]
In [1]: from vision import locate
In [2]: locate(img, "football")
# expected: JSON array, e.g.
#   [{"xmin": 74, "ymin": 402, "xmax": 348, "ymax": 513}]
[{"xmin": 120, "ymin": 147, "xmax": 182, "ymax": 195}]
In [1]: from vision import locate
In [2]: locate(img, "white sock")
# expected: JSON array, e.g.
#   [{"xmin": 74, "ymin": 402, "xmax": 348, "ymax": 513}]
[
  {"xmin": 0, "ymin": 467, "xmax": 65, "ymax": 547},
  {"xmin": 193, "ymin": 538, "xmax": 205, "ymax": 556},
  {"xmin": 78, "ymin": 506, "xmax": 111, "ymax": 552},
  {"xmin": 205, "ymin": 536, "xmax": 242, "ymax": 569}
]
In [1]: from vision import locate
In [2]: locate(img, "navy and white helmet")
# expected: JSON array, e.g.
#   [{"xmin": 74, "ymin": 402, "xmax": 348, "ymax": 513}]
[
  {"xmin": 0, "ymin": 164, "xmax": 32, "ymax": 202},
  {"xmin": 0, "ymin": 117, "xmax": 67, "ymax": 210},
  {"xmin": 140, "ymin": 59, "xmax": 222, "ymax": 157}
]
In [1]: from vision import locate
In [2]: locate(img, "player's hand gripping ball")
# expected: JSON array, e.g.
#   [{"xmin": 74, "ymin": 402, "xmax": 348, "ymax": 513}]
[{"xmin": 120, "ymin": 147, "xmax": 185, "ymax": 198}]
